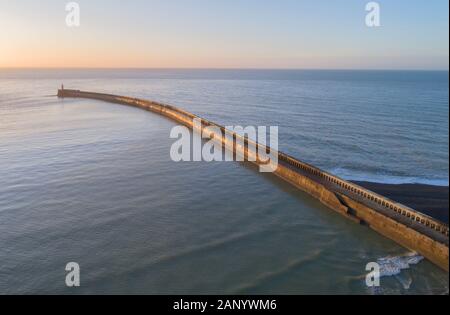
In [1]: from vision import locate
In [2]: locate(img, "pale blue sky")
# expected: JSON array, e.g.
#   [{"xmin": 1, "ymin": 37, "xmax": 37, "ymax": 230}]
[{"xmin": 0, "ymin": 0, "xmax": 448, "ymax": 69}]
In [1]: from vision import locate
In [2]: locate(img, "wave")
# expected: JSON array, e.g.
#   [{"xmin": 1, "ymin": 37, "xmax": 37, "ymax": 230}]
[
  {"xmin": 231, "ymin": 249, "xmax": 324, "ymax": 294},
  {"xmin": 377, "ymin": 252, "xmax": 424, "ymax": 278},
  {"xmin": 364, "ymin": 253, "xmax": 424, "ymax": 293},
  {"xmin": 376, "ymin": 253, "xmax": 424, "ymax": 291},
  {"xmin": 329, "ymin": 168, "xmax": 449, "ymax": 187}
]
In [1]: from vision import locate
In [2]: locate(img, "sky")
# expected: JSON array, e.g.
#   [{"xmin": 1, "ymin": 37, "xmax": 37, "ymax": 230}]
[{"xmin": 0, "ymin": 0, "xmax": 448, "ymax": 69}]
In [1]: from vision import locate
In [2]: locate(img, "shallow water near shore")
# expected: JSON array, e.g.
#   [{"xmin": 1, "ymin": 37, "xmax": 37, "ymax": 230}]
[{"xmin": 0, "ymin": 69, "xmax": 448, "ymax": 294}]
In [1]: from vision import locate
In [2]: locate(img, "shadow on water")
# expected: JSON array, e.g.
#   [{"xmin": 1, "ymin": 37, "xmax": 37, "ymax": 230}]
[
  {"xmin": 235, "ymin": 160, "xmax": 410, "ymax": 251},
  {"xmin": 237, "ymin": 160, "xmax": 345, "ymax": 220}
]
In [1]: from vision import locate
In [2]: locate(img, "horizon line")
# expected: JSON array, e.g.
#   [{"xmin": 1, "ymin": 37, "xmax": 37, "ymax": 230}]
[{"xmin": 1, "ymin": 66, "xmax": 449, "ymax": 72}]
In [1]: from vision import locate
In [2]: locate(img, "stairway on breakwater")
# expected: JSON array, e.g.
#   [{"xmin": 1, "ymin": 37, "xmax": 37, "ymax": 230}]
[{"xmin": 58, "ymin": 88, "xmax": 449, "ymax": 271}]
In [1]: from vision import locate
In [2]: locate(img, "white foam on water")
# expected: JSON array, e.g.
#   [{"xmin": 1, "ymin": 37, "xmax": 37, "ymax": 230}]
[
  {"xmin": 364, "ymin": 253, "xmax": 424, "ymax": 294},
  {"xmin": 329, "ymin": 168, "xmax": 449, "ymax": 187},
  {"xmin": 377, "ymin": 252, "xmax": 424, "ymax": 279}
]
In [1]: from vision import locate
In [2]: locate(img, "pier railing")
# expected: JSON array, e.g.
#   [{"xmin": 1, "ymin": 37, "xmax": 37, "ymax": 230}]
[{"xmin": 277, "ymin": 152, "xmax": 449, "ymax": 238}]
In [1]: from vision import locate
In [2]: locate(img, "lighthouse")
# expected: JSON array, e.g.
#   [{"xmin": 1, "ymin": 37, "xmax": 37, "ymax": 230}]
[{"xmin": 58, "ymin": 84, "xmax": 65, "ymax": 98}]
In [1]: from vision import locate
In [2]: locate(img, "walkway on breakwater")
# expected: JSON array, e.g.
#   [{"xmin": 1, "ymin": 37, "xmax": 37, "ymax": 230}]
[{"xmin": 57, "ymin": 88, "xmax": 449, "ymax": 271}]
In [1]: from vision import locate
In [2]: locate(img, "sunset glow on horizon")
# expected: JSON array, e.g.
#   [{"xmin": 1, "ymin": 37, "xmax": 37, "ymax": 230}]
[{"xmin": 1, "ymin": 0, "xmax": 448, "ymax": 70}]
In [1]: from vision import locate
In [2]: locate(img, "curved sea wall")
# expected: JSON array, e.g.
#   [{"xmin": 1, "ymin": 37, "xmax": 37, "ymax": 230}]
[{"xmin": 58, "ymin": 89, "xmax": 449, "ymax": 271}]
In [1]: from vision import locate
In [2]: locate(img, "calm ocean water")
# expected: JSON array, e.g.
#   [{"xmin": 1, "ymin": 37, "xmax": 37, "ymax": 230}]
[{"xmin": 0, "ymin": 69, "xmax": 448, "ymax": 294}]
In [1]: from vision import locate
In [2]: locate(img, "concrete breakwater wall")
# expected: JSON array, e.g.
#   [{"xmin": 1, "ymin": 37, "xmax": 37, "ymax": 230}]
[{"xmin": 58, "ymin": 89, "xmax": 449, "ymax": 271}]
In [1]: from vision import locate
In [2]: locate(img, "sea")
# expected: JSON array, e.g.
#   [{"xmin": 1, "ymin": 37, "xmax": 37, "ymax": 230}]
[{"xmin": 0, "ymin": 69, "xmax": 448, "ymax": 294}]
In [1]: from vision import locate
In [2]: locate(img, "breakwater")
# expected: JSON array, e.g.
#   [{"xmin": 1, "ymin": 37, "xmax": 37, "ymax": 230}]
[{"xmin": 58, "ymin": 88, "xmax": 449, "ymax": 271}]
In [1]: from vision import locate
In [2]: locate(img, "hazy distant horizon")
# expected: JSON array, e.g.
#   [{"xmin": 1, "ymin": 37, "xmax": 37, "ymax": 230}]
[
  {"xmin": 1, "ymin": 0, "xmax": 448, "ymax": 69},
  {"xmin": 1, "ymin": 67, "xmax": 449, "ymax": 71}
]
